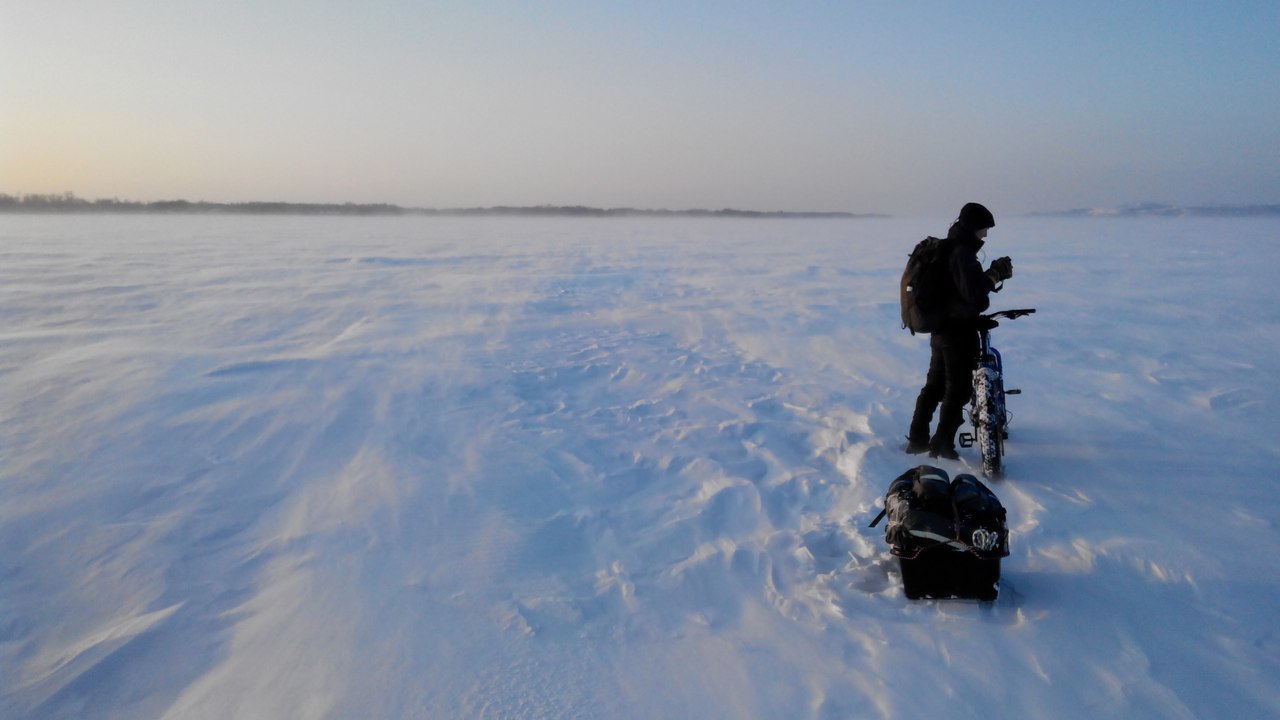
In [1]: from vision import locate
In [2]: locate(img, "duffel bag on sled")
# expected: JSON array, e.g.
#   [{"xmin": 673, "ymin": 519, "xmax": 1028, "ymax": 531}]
[{"xmin": 869, "ymin": 465, "xmax": 1009, "ymax": 601}]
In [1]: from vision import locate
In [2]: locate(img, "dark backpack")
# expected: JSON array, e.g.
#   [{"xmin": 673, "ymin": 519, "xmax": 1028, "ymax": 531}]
[{"xmin": 899, "ymin": 236, "xmax": 950, "ymax": 335}]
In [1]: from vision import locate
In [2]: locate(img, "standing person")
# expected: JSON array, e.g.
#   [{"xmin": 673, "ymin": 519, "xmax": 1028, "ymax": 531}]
[{"xmin": 907, "ymin": 203, "xmax": 1013, "ymax": 459}]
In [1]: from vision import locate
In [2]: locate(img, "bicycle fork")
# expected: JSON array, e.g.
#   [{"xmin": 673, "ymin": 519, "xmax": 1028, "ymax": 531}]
[{"xmin": 959, "ymin": 335, "xmax": 1019, "ymax": 448}]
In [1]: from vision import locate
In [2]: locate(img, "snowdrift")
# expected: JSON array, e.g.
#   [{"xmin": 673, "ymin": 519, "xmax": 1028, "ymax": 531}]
[{"xmin": 2, "ymin": 214, "xmax": 1277, "ymax": 719}]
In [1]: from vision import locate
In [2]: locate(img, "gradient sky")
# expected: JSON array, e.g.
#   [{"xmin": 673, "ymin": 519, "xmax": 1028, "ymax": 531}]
[{"xmin": 4, "ymin": 1, "xmax": 1278, "ymax": 215}]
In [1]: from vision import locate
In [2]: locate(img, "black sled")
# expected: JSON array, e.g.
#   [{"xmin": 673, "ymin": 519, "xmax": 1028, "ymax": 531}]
[{"xmin": 869, "ymin": 465, "xmax": 1009, "ymax": 601}]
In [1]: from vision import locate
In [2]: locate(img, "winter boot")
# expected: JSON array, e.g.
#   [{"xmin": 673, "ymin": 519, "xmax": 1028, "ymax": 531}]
[
  {"xmin": 905, "ymin": 436, "xmax": 930, "ymax": 455},
  {"xmin": 929, "ymin": 417, "xmax": 963, "ymax": 460},
  {"xmin": 928, "ymin": 444, "xmax": 960, "ymax": 461}
]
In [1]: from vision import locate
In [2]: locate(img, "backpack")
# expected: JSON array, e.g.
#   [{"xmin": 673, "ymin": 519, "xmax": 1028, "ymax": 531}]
[
  {"xmin": 869, "ymin": 465, "xmax": 1009, "ymax": 600},
  {"xmin": 899, "ymin": 236, "xmax": 950, "ymax": 335}
]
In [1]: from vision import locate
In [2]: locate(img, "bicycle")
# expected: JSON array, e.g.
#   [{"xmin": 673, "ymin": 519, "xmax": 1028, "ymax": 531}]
[{"xmin": 958, "ymin": 308, "xmax": 1035, "ymax": 478}]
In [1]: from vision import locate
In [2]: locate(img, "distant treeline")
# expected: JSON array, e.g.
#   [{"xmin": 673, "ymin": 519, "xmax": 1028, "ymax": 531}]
[
  {"xmin": 1, "ymin": 192, "xmax": 408, "ymax": 216},
  {"xmin": 1035, "ymin": 202, "xmax": 1280, "ymax": 218},
  {"xmin": 437, "ymin": 205, "xmax": 876, "ymax": 219},
  {"xmin": 0, "ymin": 192, "xmax": 874, "ymax": 219}
]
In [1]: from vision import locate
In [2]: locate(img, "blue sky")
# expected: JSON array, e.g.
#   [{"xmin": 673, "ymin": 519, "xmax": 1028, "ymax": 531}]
[{"xmin": 3, "ymin": 1, "xmax": 1277, "ymax": 214}]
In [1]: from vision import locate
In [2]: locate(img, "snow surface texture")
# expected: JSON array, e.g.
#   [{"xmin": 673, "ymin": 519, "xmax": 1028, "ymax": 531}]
[{"xmin": 2, "ymin": 215, "xmax": 1278, "ymax": 719}]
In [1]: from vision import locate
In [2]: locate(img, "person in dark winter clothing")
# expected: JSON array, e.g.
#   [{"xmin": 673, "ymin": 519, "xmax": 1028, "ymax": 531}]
[{"xmin": 907, "ymin": 203, "xmax": 1013, "ymax": 459}]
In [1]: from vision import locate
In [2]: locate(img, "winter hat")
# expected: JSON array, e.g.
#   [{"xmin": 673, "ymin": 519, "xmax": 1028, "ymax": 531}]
[{"xmin": 957, "ymin": 202, "xmax": 995, "ymax": 229}]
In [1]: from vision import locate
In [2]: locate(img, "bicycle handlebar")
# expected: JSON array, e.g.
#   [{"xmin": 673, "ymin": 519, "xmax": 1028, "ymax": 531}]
[{"xmin": 986, "ymin": 308, "xmax": 1036, "ymax": 321}]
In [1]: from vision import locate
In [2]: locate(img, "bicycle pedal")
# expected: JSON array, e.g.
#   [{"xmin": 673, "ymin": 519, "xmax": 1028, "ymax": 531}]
[{"xmin": 958, "ymin": 432, "xmax": 975, "ymax": 448}]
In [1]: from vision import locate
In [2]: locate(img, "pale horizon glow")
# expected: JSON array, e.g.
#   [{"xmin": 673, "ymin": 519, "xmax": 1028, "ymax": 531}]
[{"xmin": 3, "ymin": 2, "xmax": 1278, "ymax": 215}]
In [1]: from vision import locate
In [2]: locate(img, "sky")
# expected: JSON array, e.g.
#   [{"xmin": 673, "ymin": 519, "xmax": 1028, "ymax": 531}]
[{"xmin": 3, "ymin": 1, "xmax": 1278, "ymax": 215}]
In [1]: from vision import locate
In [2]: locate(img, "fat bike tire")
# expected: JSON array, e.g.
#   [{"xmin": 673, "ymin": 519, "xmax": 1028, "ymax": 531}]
[{"xmin": 972, "ymin": 365, "xmax": 1004, "ymax": 478}]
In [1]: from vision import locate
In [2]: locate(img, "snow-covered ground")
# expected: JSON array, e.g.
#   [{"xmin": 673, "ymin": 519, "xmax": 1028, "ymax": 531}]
[{"xmin": 2, "ymin": 213, "xmax": 1277, "ymax": 719}]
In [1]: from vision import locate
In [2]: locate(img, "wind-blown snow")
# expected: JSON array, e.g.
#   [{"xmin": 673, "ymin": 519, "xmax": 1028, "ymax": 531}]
[{"xmin": 2, "ymin": 214, "xmax": 1277, "ymax": 719}]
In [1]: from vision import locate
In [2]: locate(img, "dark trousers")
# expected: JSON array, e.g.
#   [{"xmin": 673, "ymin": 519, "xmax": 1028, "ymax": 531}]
[{"xmin": 910, "ymin": 328, "xmax": 979, "ymax": 451}]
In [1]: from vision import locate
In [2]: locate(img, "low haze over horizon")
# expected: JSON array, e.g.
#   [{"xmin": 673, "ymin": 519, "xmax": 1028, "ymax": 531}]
[{"xmin": 4, "ymin": 2, "xmax": 1277, "ymax": 216}]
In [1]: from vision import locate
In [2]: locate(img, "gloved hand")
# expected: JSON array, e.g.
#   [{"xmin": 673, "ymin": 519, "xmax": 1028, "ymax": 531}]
[{"xmin": 986, "ymin": 256, "xmax": 1013, "ymax": 285}]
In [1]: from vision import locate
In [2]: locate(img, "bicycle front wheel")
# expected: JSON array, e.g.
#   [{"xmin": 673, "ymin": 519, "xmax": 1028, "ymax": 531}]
[{"xmin": 972, "ymin": 364, "xmax": 1004, "ymax": 478}]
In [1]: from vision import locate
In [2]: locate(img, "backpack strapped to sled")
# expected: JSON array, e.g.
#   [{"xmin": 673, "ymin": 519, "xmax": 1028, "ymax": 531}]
[{"xmin": 870, "ymin": 465, "xmax": 1009, "ymax": 600}]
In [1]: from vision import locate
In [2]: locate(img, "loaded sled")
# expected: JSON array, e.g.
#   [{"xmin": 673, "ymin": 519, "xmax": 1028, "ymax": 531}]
[{"xmin": 870, "ymin": 465, "xmax": 1010, "ymax": 601}]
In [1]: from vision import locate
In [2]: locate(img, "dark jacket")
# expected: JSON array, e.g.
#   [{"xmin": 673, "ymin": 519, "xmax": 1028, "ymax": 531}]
[{"xmin": 940, "ymin": 223, "xmax": 996, "ymax": 333}]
